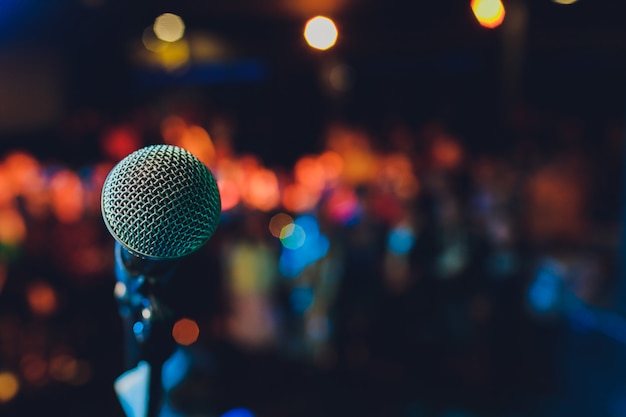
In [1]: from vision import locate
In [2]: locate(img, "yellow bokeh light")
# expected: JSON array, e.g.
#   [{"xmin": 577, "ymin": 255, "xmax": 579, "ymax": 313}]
[
  {"xmin": 0, "ymin": 372, "xmax": 19, "ymax": 403},
  {"xmin": 471, "ymin": 0, "xmax": 506, "ymax": 29},
  {"xmin": 172, "ymin": 318, "xmax": 200, "ymax": 346},
  {"xmin": 304, "ymin": 16, "xmax": 338, "ymax": 51},
  {"xmin": 153, "ymin": 13, "xmax": 186, "ymax": 43}
]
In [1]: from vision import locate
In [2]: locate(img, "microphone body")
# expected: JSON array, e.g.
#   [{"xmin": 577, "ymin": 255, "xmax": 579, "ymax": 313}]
[{"xmin": 101, "ymin": 144, "xmax": 222, "ymax": 417}]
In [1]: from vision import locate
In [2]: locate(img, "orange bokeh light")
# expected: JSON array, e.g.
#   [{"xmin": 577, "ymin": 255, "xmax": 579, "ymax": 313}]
[
  {"xmin": 217, "ymin": 178, "xmax": 240, "ymax": 211},
  {"xmin": 295, "ymin": 155, "xmax": 326, "ymax": 192},
  {"xmin": 282, "ymin": 183, "xmax": 321, "ymax": 213},
  {"xmin": 177, "ymin": 125, "xmax": 217, "ymax": 168},
  {"xmin": 172, "ymin": 318, "xmax": 200, "ymax": 346},
  {"xmin": 27, "ymin": 281, "xmax": 58, "ymax": 316},
  {"xmin": 242, "ymin": 168, "xmax": 280, "ymax": 212},
  {"xmin": 49, "ymin": 169, "xmax": 84, "ymax": 223}
]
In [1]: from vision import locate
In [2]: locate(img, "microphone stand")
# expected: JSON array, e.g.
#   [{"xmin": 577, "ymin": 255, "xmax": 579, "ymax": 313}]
[{"xmin": 114, "ymin": 242, "xmax": 179, "ymax": 417}]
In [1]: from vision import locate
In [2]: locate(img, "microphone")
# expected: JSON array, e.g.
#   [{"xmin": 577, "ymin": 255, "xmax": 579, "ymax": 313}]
[
  {"xmin": 101, "ymin": 143, "xmax": 221, "ymax": 262},
  {"xmin": 101, "ymin": 144, "xmax": 222, "ymax": 417}
]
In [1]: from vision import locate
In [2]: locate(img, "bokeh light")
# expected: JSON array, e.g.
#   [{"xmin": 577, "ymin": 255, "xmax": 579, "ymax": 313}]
[
  {"xmin": 221, "ymin": 408, "xmax": 256, "ymax": 417},
  {"xmin": 282, "ymin": 183, "xmax": 321, "ymax": 213},
  {"xmin": 471, "ymin": 0, "xmax": 506, "ymax": 29},
  {"xmin": 26, "ymin": 281, "xmax": 58, "ymax": 317},
  {"xmin": 0, "ymin": 208, "xmax": 27, "ymax": 247},
  {"xmin": 20, "ymin": 353, "xmax": 48, "ymax": 386},
  {"xmin": 172, "ymin": 318, "xmax": 200, "ymax": 346},
  {"xmin": 153, "ymin": 13, "xmax": 186, "ymax": 43},
  {"xmin": 295, "ymin": 155, "xmax": 326, "ymax": 192},
  {"xmin": 269, "ymin": 213, "xmax": 294, "ymax": 238},
  {"xmin": 280, "ymin": 223, "xmax": 307, "ymax": 250},
  {"xmin": 242, "ymin": 168, "xmax": 280, "ymax": 212},
  {"xmin": 553, "ymin": 0, "xmax": 578, "ymax": 3},
  {"xmin": 304, "ymin": 16, "xmax": 338, "ymax": 51},
  {"xmin": 0, "ymin": 371, "xmax": 19, "ymax": 403},
  {"xmin": 49, "ymin": 169, "xmax": 85, "ymax": 223},
  {"xmin": 218, "ymin": 178, "xmax": 241, "ymax": 212}
]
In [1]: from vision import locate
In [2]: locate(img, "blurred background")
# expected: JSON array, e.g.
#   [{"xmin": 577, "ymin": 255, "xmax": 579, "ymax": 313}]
[{"xmin": 1, "ymin": 0, "xmax": 626, "ymax": 416}]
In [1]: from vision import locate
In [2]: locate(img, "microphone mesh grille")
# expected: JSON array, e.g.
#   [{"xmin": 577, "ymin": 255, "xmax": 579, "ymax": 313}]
[{"xmin": 101, "ymin": 144, "xmax": 221, "ymax": 259}]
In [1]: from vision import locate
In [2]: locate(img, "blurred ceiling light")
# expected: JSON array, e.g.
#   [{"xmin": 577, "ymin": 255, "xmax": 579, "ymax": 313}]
[
  {"xmin": 552, "ymin": 0, "xmax": 578, "ymax": 3},
  {"xmin": 304, "ymin": 16, "xmax": 338, "ymax": 50},
  {"xmin": 153, "ymin": 13, "xmax": 186, "ymax": 43},
  {"xmin": 471, "ymin": 0, "xmax": 506, "ymax": 29}
]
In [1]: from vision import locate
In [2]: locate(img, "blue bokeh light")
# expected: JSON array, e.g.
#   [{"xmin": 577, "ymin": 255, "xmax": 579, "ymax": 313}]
[
  {"xmin": 387, "ymin": 225, "xmax": 415, "ymax": 255},
  {"xmin": 221, "ymin": 408, "xmax": 256, "ymax": 417}
]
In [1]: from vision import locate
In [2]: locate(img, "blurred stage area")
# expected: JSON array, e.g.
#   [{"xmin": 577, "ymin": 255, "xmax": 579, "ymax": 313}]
[{"xmin": 1, "ymin": 0, "xmax": 626, "ymax": 416}]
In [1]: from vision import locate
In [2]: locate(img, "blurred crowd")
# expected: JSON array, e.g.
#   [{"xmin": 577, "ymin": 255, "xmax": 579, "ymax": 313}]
[{"xmin": 0, "ymin": 99, "xmax": 623, "ymax": 417}]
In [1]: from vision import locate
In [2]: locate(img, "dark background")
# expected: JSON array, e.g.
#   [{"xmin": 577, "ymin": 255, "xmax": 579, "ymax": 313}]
[{"xmin": 1, "ymin": 1, "xmax": 626, "ymax": 416}]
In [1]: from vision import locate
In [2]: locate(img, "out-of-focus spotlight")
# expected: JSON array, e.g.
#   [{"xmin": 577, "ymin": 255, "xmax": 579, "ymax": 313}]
[
  {"xmin": 26, "ymin": 281, "xmax": 57, "ymax": 317},
  {"xmin": 172, "ymin": 318, "xmax": 200, "ymax": 346},
  {"xmin": 153, "ymin": 13, "xmax": 186, "ymax": 43},
  {"xmin": 553, "ymin": 0, "xmax": 578, "ymax": 3},
  {"xmin": 269, "ymin": 213, "xmax": 294, "ymax": 238},
  {"xmin": 304, "ymin": 16, "xmax": 338, "ymax": 51},
  {"xmin": 471, "ymin": 0, "xmax": 505, "ymax": 29},
  {"xmin": 0, "ymin": 371, "xmax": 19, "ymax": 403}
]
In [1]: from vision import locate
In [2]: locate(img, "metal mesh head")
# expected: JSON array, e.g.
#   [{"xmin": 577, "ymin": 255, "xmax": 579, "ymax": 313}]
[{"xmin": 101, "ymin": 144, "xmax": 221, "ymax": 260}]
